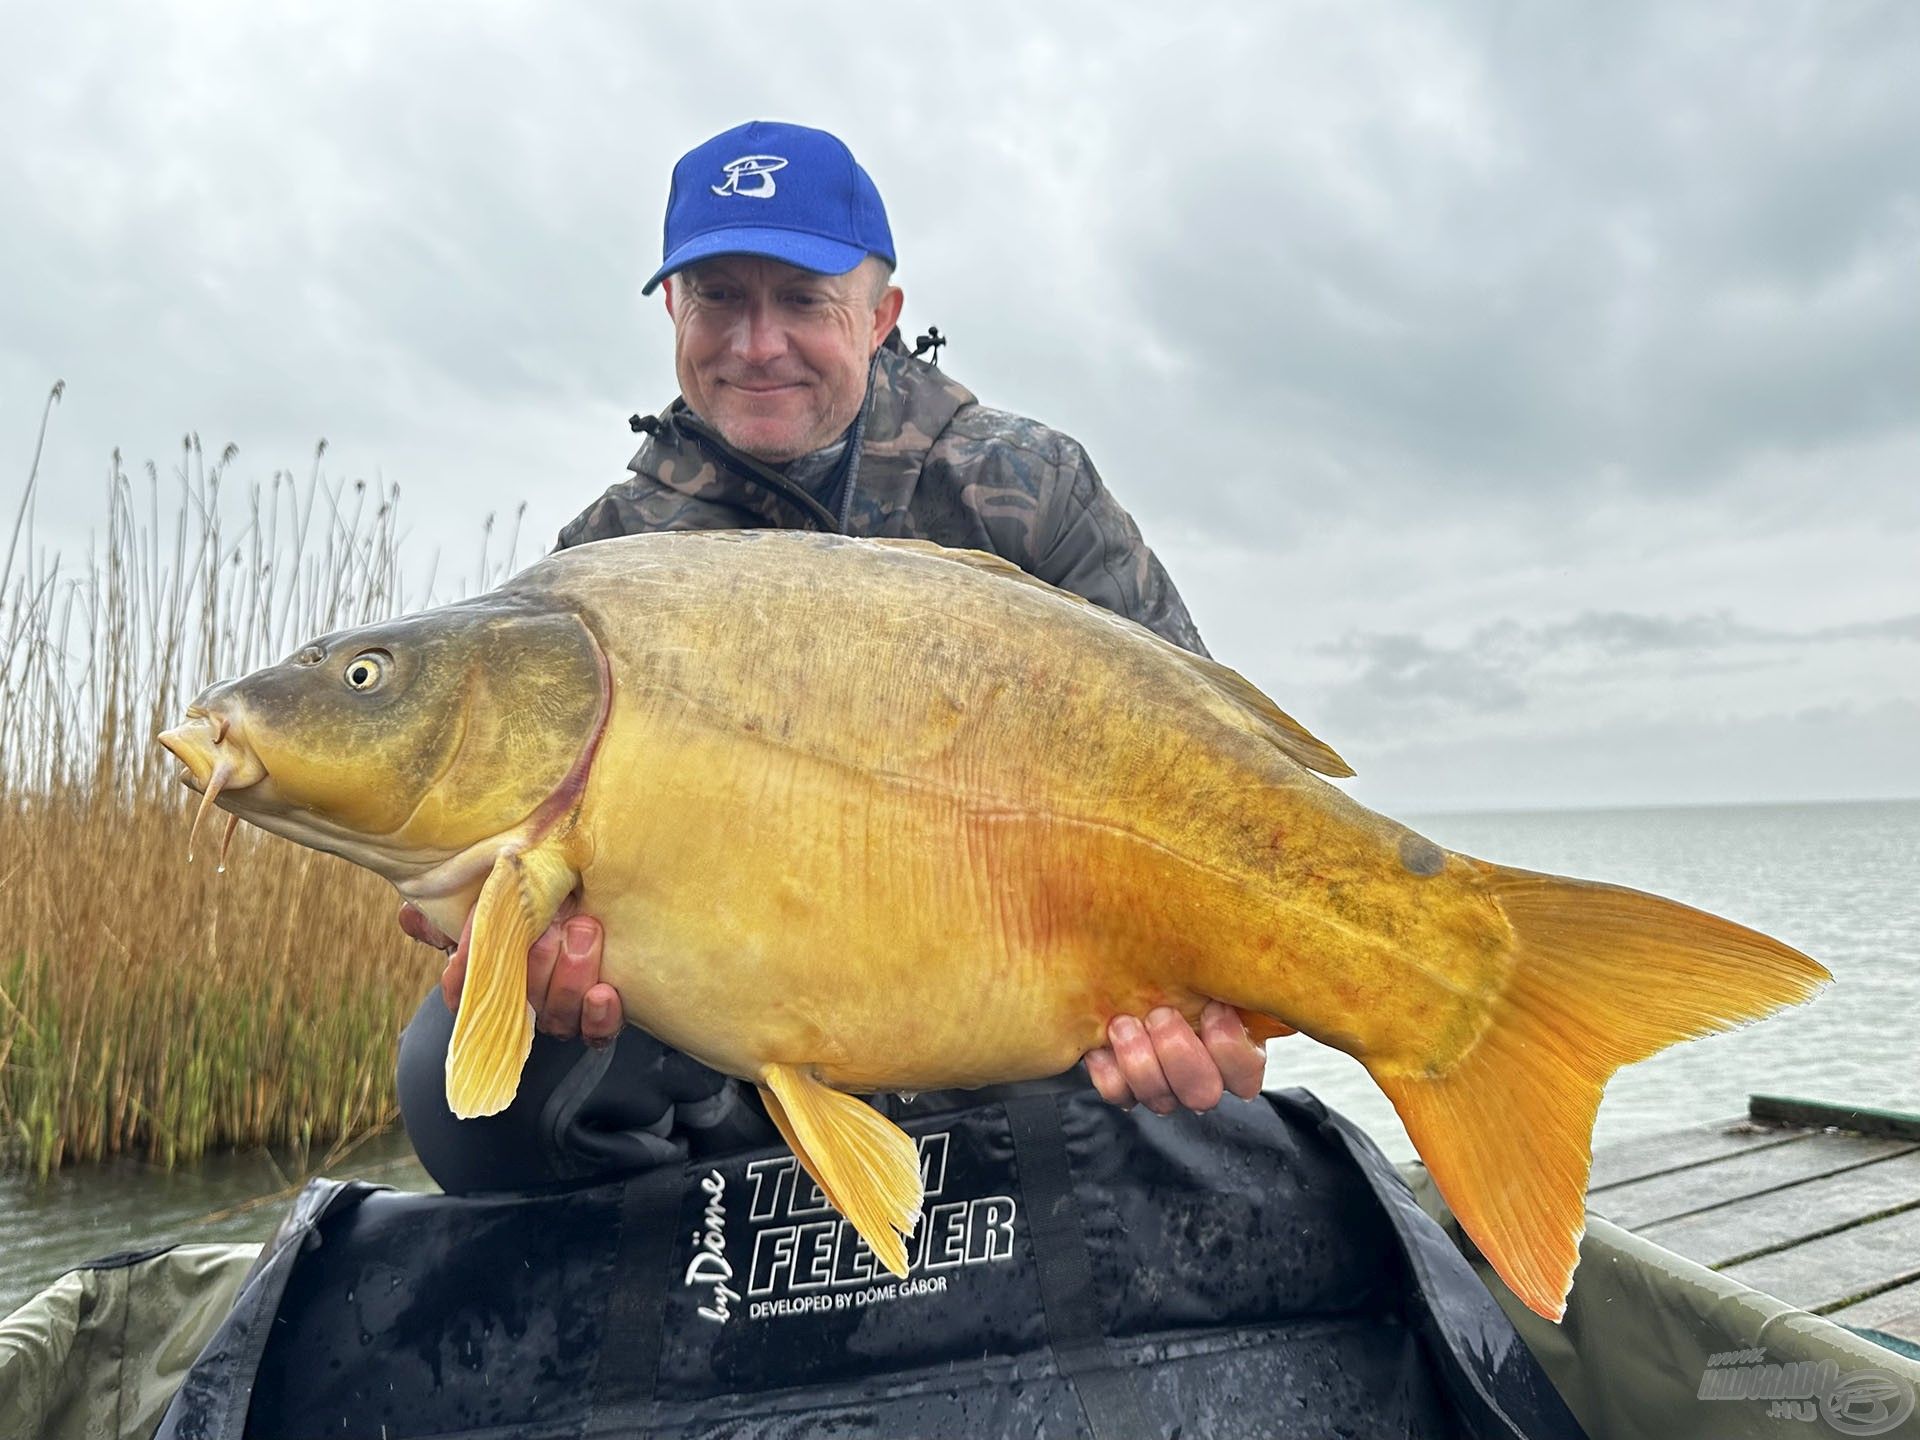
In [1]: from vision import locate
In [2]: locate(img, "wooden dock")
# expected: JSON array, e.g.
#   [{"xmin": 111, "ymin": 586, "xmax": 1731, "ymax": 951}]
[{"xmin": 1588, "ymin": 1095, "xmax": 1920, "ymax": 1345}]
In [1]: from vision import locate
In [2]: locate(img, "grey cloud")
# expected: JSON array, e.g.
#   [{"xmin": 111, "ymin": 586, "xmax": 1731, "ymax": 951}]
[
  {"xmin": 1318, "ymin": 631, "xmax": 1528, "ymax": 729},
  {"xmin": 1519, "ymin": 609, "xmax": 1920, "ymax": 656},
  {"xmin": 1829, "ymin": 613, "xmax": 1920, "ymax": 643},
  {"xmin": 1320, "ymin": 607, "xmax": 1920, "ymax": 734},
  {"xmin": 1520, "ymin": 612, "xmax": 1766, "ymax": 656},
  {"xmin": 0, "ymin": 7, "xmax": 777, "ymax": 455},
  {"xmin": 1347, "ymin": 698, "xmax": 1920, "ymax": 815},
  {"xmin": 1099, "ymin": 3, "xmax": 1920, "ymax": 520}
]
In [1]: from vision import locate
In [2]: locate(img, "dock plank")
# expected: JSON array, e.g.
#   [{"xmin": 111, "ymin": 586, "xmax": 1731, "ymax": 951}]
[
  {"xmin": 1588, "ymin": 1134, "xmax": 1918, "ymax": 1230},
  {"xmin": 1721, "ymin": 1206, "xmax": 1920, "ymax": 1314},
  {"xmin": 1827, "ymin": 1278, "xmax": 1920, "ymax": 1345},
  {"xmin": 1587, "ymin": 1117, "xmax": 1799, "ymax": 1192},
  {"xmin": 1638, "ymin": 1150, "xmax": 1920, "ymax": 1267}
]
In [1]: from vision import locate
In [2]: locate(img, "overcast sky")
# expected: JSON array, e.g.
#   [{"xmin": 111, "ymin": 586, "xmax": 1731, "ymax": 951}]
[{"xmin": 3, "ymin": 1, "xmax": 1915, "ymax": 814}]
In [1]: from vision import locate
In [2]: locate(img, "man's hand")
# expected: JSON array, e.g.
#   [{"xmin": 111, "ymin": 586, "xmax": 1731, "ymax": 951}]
[
  {"xmin": 398, "ymin": 902, "xmax": 624, "ymax": 1048},
  {"xmin": 399, "ymin": 905, "xmax": 1280, "ymax": 1107},
  {"xmin": 1082, "ymin": 1003, "xmax": 1279, "ymax": 1113}
]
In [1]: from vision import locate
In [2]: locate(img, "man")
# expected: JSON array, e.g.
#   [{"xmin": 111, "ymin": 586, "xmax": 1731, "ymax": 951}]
[
  {"xmin": 150, "ymin": 123, "xmax": 1584, "ymax": 1440},
  {"xmin": 395, "ymin": 120, "xmax": 1280, "ymax": 1191}
]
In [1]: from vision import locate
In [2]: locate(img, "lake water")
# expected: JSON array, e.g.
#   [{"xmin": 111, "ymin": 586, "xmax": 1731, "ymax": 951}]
[
  {"xmin": 0, "ymin": 1130, "xmax": 431, "ymax": 1319},
  {"xmin": 3, "ymin": 797, "xmax": 1915, "ymax": 1317}
]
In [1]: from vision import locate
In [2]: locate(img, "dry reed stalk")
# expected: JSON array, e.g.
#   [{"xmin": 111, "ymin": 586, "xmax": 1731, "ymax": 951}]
[{"xmin": 0, "ymin": 386, "xmax": 524, "ymax": 1174}]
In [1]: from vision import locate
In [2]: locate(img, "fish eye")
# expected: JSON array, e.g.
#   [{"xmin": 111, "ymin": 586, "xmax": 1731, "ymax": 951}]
[
  {"xmin": 343, "ymin": 651, "xmax": 389, "ymax": 692},
  {"xmin": 294, "ymin": 644, "xmax": 325, "ymax": 667}
]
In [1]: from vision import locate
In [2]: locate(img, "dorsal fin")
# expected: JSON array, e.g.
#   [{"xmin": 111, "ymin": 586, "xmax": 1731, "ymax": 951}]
[{"xmin": 868, "ymin": 539, "xmax": 1355, "ymax": 779}]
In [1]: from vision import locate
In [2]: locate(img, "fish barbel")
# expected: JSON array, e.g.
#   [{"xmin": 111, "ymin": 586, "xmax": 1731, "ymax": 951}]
[{"xmin": 157, "ymin": 531, "xmax": 1828, "ymax": 1320}]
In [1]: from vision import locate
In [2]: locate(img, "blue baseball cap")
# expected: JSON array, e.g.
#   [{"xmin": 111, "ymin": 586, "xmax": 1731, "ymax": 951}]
[{"xmin": 642, "ymin": 121, "xmax": 895, "ymax": 295}]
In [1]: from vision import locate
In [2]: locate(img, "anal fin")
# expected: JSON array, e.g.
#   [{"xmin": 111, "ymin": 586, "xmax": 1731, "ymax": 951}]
[
  {"xmin": 445, "ymin": 842, "xmax": 578, "ymax": 1119},
  {"xmin": 759, "ymin": 1065, "xmax": 923, "ymax": 1278}
]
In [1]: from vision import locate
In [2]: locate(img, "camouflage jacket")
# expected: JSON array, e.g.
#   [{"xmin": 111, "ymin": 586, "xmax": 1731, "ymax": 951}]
[{"xmin": 557, "ymin": 334, "xmax": 1208, "ymax": 655}]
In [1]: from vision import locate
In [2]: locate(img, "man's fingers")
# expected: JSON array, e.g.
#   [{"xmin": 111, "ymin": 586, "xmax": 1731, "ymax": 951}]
[
  {"xmin": 581, "ymin": 982, "xmax": 623, "ymax": 1049},
  {"xmin": 526, "ymin": 923, "xmax": 564, "ymax": 1021},
  {"xmin": 437, "ymin": 910, "xmax": 477, "ymax": 1014},
  {"xmin": 1107, "ymin": 1014, "xmax": 1176, "ymax": 1114},
  {"xmin": 1201, "ymin": 1001, "xmax": 1268, "ymax": 1100},
  {"xmin": 1082, "ymin": 1045, "xmax": 1133, "ymax": 1108},
  {"xmin": 535, "ymin": 917, "xmax": 603, "ymax": 1040},
  {"xmin": 1146, "ymin": 1006, "xmax": 1225, "ymax": 1112},
  {"xmin": 436, "ymin": 899, "xmax": 612, "ymax": 1045},
  {"xmin": 398, "ymin": 902, "xmax": 455, "ymax": 952}
]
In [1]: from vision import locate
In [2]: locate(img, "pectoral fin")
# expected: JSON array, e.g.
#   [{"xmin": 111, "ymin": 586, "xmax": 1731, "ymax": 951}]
[
  {"xmin": 445, "ymin": 842, "xmax": 578, "ymax": 1119},
  {"xmin": 759, "ymin": 1065, "xmax": 923, "ymax": 1279}
]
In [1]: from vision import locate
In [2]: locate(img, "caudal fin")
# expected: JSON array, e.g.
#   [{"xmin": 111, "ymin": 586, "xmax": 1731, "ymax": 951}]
[{"xmin": 1370, "ymin": 863, "xmax": 1828, "ymax": 1322}]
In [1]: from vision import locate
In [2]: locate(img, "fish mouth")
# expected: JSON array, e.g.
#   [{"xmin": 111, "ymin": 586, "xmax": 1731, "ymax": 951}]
[{"xmin": 157, "ymin": 706, "xmax": 269, "ymax": 866}]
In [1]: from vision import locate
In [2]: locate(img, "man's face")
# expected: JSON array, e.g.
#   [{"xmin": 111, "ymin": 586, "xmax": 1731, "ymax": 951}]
[{"xmin": 664, "ymin": 255, "xmax": 903, "ymax": 463}]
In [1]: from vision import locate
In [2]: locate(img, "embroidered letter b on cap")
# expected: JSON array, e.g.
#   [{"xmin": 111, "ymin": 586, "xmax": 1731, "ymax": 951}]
[{"xmin": 643, "ymin": 121, "xmax": 895, "ymax": 294}]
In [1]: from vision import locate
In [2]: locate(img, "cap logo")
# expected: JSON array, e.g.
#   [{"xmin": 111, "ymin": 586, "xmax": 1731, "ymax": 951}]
[{"xmin": 710, "ymin": 154, "xmax": 788, "ymax": 200}]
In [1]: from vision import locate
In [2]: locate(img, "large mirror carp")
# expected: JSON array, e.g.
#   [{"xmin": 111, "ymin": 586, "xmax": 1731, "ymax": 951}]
[{"xmin": 159, "ymin": 531, "xmax": 1827, "ymax": 1321}]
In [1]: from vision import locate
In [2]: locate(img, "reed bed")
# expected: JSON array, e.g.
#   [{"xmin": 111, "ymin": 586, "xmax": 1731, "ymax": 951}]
[{"xmin": 0, "ymin": 384, "xmax": 522, "ymax": 1175}]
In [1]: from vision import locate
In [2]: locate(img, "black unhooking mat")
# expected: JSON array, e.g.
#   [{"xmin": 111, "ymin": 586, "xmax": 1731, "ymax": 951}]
[{"xmin": 157, "ymin": 1084, "xmax": 1586, "ymax": 1439}]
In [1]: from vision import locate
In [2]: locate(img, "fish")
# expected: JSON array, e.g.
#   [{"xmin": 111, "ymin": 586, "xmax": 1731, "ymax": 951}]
[{"xmin": 157, "ymin": 530, "xmax": 1829, "ymax": 1321}]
